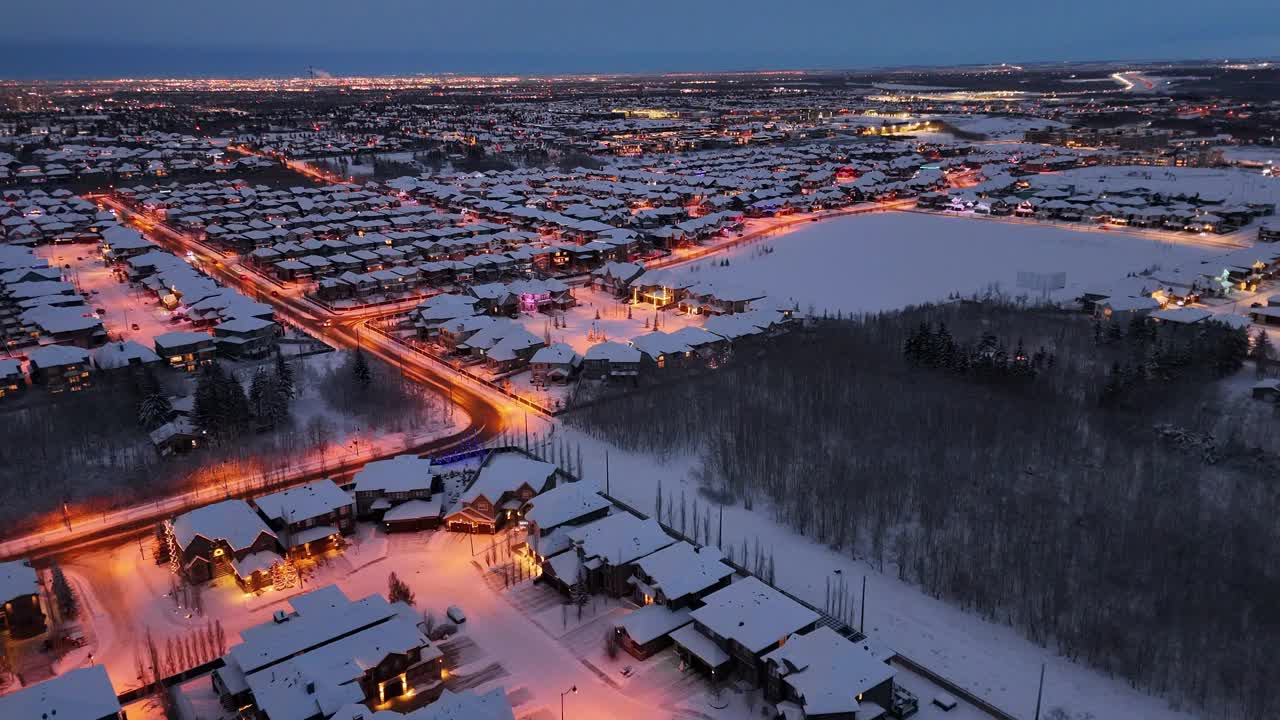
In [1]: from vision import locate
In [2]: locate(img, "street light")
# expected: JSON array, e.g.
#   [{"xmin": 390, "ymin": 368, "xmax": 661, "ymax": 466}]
[{"xmin": 560, "ymin": 686, "xmax": 577, "ymax": 720}]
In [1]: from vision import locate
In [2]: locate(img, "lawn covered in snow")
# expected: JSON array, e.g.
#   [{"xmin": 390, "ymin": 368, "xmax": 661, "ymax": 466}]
[{"xmin": 668, "ymin": 212, "xmax": 1215, "ymax": 316}]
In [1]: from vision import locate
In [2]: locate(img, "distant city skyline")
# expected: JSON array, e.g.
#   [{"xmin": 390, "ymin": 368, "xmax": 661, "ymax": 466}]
[{"xmin": 1, "ymin": 0, "xmax": 1277, "ymax": 79}]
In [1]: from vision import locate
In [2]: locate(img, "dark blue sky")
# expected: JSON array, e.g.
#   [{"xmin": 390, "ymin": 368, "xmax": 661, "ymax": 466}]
[{"xmin": 2, "ymin": 0, "xmax": 1276, "ymax": 79}]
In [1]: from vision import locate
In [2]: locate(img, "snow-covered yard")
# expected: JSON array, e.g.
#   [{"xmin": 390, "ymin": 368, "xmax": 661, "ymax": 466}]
[{"xmin": 664, "ymin": 212, "xmax": 1216, "ymax": 316}]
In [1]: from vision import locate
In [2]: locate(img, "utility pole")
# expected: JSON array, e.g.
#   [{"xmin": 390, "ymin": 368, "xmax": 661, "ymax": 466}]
[
  {"xmin": 1033, "ymin": 663, "xmax": 1045, "ymax": 720},
  {"xmin": 605, "ymin": 450, "xmax": 610, "ymax": 495},
  {"xmin": 717, "ymin": 505, "xmax": 723, "ymax": 548},
  {"xmin": 860, "ymin": 575, "xmax": 867, "ymax": 634}
]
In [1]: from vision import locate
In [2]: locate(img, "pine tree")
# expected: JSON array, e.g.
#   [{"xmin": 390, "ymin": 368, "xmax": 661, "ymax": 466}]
[
  {"xmin": 218, "ymin": 369, "xmax": 251, "ymax": 439},
  {"xmin": 352, "ymin": 348, "xmax": 373, "ymax": 389},
  {"xmin": 1253, "ymin": 328, "xmax": 1275, "ymax": 379},
  {"xmin": 249, "ymin": 368, "xmax": 273, "ymax": 423},
  {"xmin": 193, "ymin": 362, "xmax": 225, "ymax": 434},
  {"xmin": 388, "ymin": 572, "xmax": 415, "ymax": 606},
  {"xmin": 137, "ymin": 391, "xmax": 173, "ymax": 430},
  {"xmin": 51, "ymin": 562, "xmax": 78, "ymax": 619},
  {"xmin": 274, "ymin": 349, "xmax": 295, "ymax": 400}
]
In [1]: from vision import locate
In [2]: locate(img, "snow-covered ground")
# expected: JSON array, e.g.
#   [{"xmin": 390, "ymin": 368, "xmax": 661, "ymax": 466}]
[
  {"xmin": 662, "ymin": 212, "xmax": 1215, "ymax": 316},
  {"xmin": 553, "ymin": 428, "xmax": 1202, "ymax": 720}
]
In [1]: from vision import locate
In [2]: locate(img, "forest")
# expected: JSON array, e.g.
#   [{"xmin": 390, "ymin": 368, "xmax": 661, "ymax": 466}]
[
  {"xmin": 0, "ymin": 348, "xmax": 448, "ymax": 537},
  {"xmin": 567, "ymin": 301, "xmax": 1280, "ymax": 720}
]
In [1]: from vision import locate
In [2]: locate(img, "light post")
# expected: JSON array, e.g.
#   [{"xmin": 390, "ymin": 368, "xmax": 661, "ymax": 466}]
[{"xmin": 560, "ymin": 686, "xmax": 577, "ymax": 720}]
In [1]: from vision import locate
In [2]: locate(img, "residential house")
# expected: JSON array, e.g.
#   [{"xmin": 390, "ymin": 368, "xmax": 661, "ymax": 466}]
[
  {"xmin": 443, "ymin": 452, "xmax": 557, "ymax": 534},
  {"xmin": 154, "ymin": 331, "xmax": 216, "ymax": 371},
  {"xmin": 212, "ymin": 316, "xmax": 280, "ymax": 359},
  {"xmin": 0, "ymin": 665, "xmax": 123, "ymax": 720},
  {"xmin": 679, "ymin": 577, "xmax": 820, "ymax": 684},
  {"xmin": 170, "ymin": 500, "xmax": 282, "ymax": 591},
  {"xmin": 0, "ymin": 559, "xmax": 45, "ymax": 637},
  {"xmin": 581, "ymin": 341, "xmax": 642, "ymax": 380},
  {"xmin": 544, "ymin": 512, "xmax": 676, "ymax": 597},
  {"xmin": 628, "ymin": 542, "xmax": 733, "ymax": 610},
  {"xmin": 351, "ymin": 454, "xmax": 443, "ymax": 531},
  {"xmin": 763, "ymin": 627, "xmax": 897, "ymax": 720},
  {"xmin": 521, "ymin": 481, "xmax": 612, "ymax": 560},
  {"xmin": 529, "ymin": 342, "xmax": 580, "ymax": 385},
  {"xmin": 252, "ymin": 479, "xmax": 356, "ymax": 558},
  {"xmin": 615, "ymin": 604, "xmax": 694, "ymax": 660},
  {"xmin": 0, "ymin": 357, "xmax": 24, "ymax": 398},
  {"xmin": 27, "ymin": 344, "xmax": 92, "ymax": 392}
]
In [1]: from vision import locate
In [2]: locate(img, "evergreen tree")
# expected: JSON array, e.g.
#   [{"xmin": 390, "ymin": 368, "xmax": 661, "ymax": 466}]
[
  {"xmin": 387, "ymin": 572, "xmax": 416, "ymax": 606},
  {"xmin": 193, "ymin": 362, "xmax": 226, "ymax": 435},
  {"xmin": 51, "ymin": 562, "xmax": 78, "ymax": 619},
  {"xmin": 1252, "ymin": 328, "xmax": 1275, "ymax": 379},
  {"xmin": 137, "ymin": 391, "xmax": 173, "ymax": 430},
  {"xmin": 352, "ymin": 348, "xmax": 373, "ymax": 389},
  {"xmin": 249, "ymin": 368, "xmax": 273, "ymax": 423},
  {"xmin": 218, "ymin": 369, "xmax": 251, "ymax": 439},
  {"xmin": 274, "ymin": 349, "xmax": 295, "ymax": 400}
]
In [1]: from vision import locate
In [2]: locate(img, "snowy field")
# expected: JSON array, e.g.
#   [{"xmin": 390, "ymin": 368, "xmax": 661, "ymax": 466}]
[
  {"xmin": 553, "ymin": 427, "xmax": 1202, "ymax": 720},
  {"xmin": 1027, "ymin": 165, "xmax": 1280, "ymax": 209},
  {"xmin": 664, "ymin": 212, "xmax": 1215, "ymax": 316}
]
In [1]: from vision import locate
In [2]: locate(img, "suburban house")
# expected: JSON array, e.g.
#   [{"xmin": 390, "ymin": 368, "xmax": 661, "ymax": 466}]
[
  {"xmin": 251, "ymin": 478, "xmax": 356, "ymax": 558},
  {"xmin": 330, "ymin": 687, "xmax": 515, "ymax": 720},
  {"xmin": 521, "ymin": 480, "xmax": 613, "ymax": 560},
  {"xmin": 529, "ymin": 342, "xmax": 581, "ymax": 385},
  {"xmin": 212, "ymin": 316, "xmax": 280, "ymax": 359},
  {"xmin": 170, "ymin": 499, "xmax": 282, "ymax": 591},
  {"xmin": 351, "ymin": 454, "xmax": 443, "ymax": 531},
  {"xmin": 213, "ymin": 585, "xmax": 443, "ymax": 719},
  {"xmin": 543, "ymin": 512, "xmax": 676, "ymax": 597},
  {"xmin": 628, "ymin": 542, "xmax": 734, "ymax": 610},
  {"xmin": 581, "ymin": 340, "xmax": 642, "ymax": 380},
  {"xmin": 27, "ymin": 343, "xmax": 93, "ymax": 392},
  {"xmin": 91, "ymin": 340, "xmax": 162, "ymax": 373},
  {"xmin": 0, "ymin": 358, "xmax": 25, "ymax": 399},
  {"xmin": 0, "ymin": 559, "xmax": 45, "ymax": 637},
  {"xmin": 443, "ymin": 452, "xmax": 558, "ymax": 534},
  {"xmin": 154, "ymin": 331, "xmax": 217, "ymax": 371},
  {"xmin": 590, "ymin": 261, "xmax": 645, "ymax": 297},
  {"xmin": 615, "ymin": 604, "xmax": 694, "ymax": 660},
  {"xmin": 678, "ymin": 577, "xmax": 820, "ymax": 684},
  {"xmin": 763, "ymin": 627, "xmax": 897, "ymax": 720},
  {"xmin": 0, "ymin": 665, "xmax": 123, "ymax": 720}
]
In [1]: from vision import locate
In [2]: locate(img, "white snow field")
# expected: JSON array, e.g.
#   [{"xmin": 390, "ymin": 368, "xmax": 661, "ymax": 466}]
[{"xmin": 668, "ymin": 212, "xmax": 1217, "ymax": 316}]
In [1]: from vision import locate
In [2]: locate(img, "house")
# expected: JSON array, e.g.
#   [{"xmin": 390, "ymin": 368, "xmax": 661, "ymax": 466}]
[
  {"xmin": 214, "ymin": 585, "xmax": 443, "ymax": 719},
  {"xmin": 27, "ymin": 344, "xmax": 92, "ymax": 392},
  {"xmin": 681, "ymin": 577, "xmax": 820, "ymax": 684},
  {"xmin": 582, "ymin": 341, "xmax": 642, "ymax": 380},
  {"xmin": 628, "ymin": 542, "xmax": 733, "ymax": 609},
  {"xmin": 1252, "ymin": 379, "xmax": 1280, "ymax": 402},
  {"xmin": 444, "ymin": 452, "xmax": 557, "ymax": 533},
  {"xmin": 212, "ymin": 316, "xmax": 280, "ymax": 359},
  {"xmin": 529, "ymin": 342, "xmax": 580, "ymax": 385},
  {"xmin": 763, "ymin": 626, "xmax": 897, "ymax": 720},
  {"xmin": 521, "ymin": 481, "xmax": 613, "ymax": 555},
  {"xmin": 149, "ymin": 417, "xmax": 201, "ymax": 456},
  {"xmin": 591, "ymin": 261, "xmax": 645, "ymax": 297},
  {"xmin": 544, "ymin": 512, "xmax": 676, "ymax": 597},
  {"xmin": 154, "ymin": 331, "xmax": 216, "ymax": 371},
  {"xmin": 0, "ymin": 357, "xmax": 25, "ymax": 398},
  {"xmin": 252, "ymin": 479, "xmax": 356, "ymax": 557},
  {"xmin": 615, "ymin": 604, "xmax": 693, "ymax": 660},
  {"xmin": 400, "ymin": 687, "xmax": 515, "ymax": 720},
  {"xmin": 92, "ymin": 340, "xmax": 162, "ymax": 373},
  {"xmin": 169, "ymin": 499, "xmax": 282, "ymax": 590},
  {"xmin": 0, "ymin": 559, "xmax": 45, "ymax": 637},
  {"xmin": 351, "ymin": 454, "xmax": 442, "ymax": 530},
  {"xmin": 0, "ymin": 665, "xmax": 122, "ymax": 720},
  {"xmin": 1092, "ymin": 295, "xmax": 1160, "ymax": 323}
]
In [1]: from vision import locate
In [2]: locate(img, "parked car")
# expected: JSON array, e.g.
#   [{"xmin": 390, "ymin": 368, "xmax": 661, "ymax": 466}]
[{"xmin": 446, "ymin": 605, "xmax": 466, "ymax": 624}]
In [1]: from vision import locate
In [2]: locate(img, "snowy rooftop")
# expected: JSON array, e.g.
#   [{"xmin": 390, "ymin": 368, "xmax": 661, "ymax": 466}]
[
  {"xmin": 0, "ymin": 665, "xmax": 121, "ymax": 720},
  {"xmin": 616, "ymin": 603, "xmax": 693, "ymax": 645},
  {"xmin": 0, "ymin": 559, "xmax": 39, "ymax": 602},
  {"xmin": 172, "ymin": 499, "xmax": 276, "ymax": 552},
  {"xmin": 584, "ymin": 340, "xmax": 641, "ymax": 363},
  {"xmin": 253, "ymin": 478, "xmax": 353, "ymax": 524},
  {"xmin": 232, "ymin": 585, "xmax": 400, "ymax": 675},
  {"xmin": 401, "ymin": 687, "xmax": 514, "ymax": 720},
  {"xmin": 568, "ymin": 512, "xmax": 676, "ymax": 566},
  {"xmin": 530, "ymin": 341, "xmax": 579, "ymax": 365},
  {"xmin": 27, "ymin": 343, "xmax": 90, "ymax": 368},
  {"xmin": 353, "ymin": 454, "xmax": 435, "ymax": 494},
  {"xmin": 522, "ymin": 480, "xmax": 611, "ymax": 532},
  {"xmin": 690, "ymin": 577, "xmax": 820, "ymax": 654},
  {"xmin": 632, "ymin": 542, "xmax": 733, "ymax": 602},
  {"xmin": 92, "ymin": 340, "xmax": 160, "ymax": 369},
  {"xmin": 460, "ymin": 452, "xmax": 557, "ymax": 505},
  {"xmin": 763, "ymin": 626, "xmax": 896, "ymax": 717}
]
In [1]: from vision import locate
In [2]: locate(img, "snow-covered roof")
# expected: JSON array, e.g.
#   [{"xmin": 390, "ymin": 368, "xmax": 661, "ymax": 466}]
[
  {"xmin": 382, "ymin": 497, "xmax": 443, "ymax": 522},
  {"xmin": 0, "ymin": 559, "xmax": 39, "ymax": 602},
  {"xmin": 231, "ymin": 585, "xmax": 401, "ymax": 675},
  {"xmin": 353, "ymin": 454, "xmax": 435, "ymax": 494},
  {"xmin": 670, "ymin": 623, "xmax": 730, "ymax": 667},
  {"xmin": 92, "ymin": 340, "xmax": 160, "ymax": 369},
  {"xmin": 253, "ymin": 478, "xmax": 353, "ymax": 524},
  {"xmin": 27, "ymin": 343, "xmax": 90, "ymax": 368},
  {"xmin": 616, "ymin": 604, "xmax": 693, "ymax": 645},
  {"xmin": 763, "ymin": 626, "xmax": 896, "ymax": 716},
  {"xmin": 522, "ymin": 481, "xmax": 611, "ymax": 532},
  {"xmin": 172, "ymin": 499, "xmax": 276, "ymax": 552},
  {"xmin": 401, "ymin": 687, "xmax": 514, "ymax": 720},
  {"xmin": 568, "ymin": 512, "xmax": 676, "ymax": 566},
  {"xmin": 584, "ymin": 340, "xmax": 641, "ymax": 363},
  {"xmin": 530, "ymin": 342, "xmax": 579, "ymax": 366},
  {"xmin": 0, "ymin": 665, "xmax": 121, "ymax": 720},
  {"xmin": 690, "ymin": 577, "xmax": 819, "ymax": 654},
  {"xmin": 632, "ymin": 542, "xmax": 732, "ymax": 603},
  {"xmin": 460, "ymin": 452, "xmax": 557, "ymax": 506}
]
